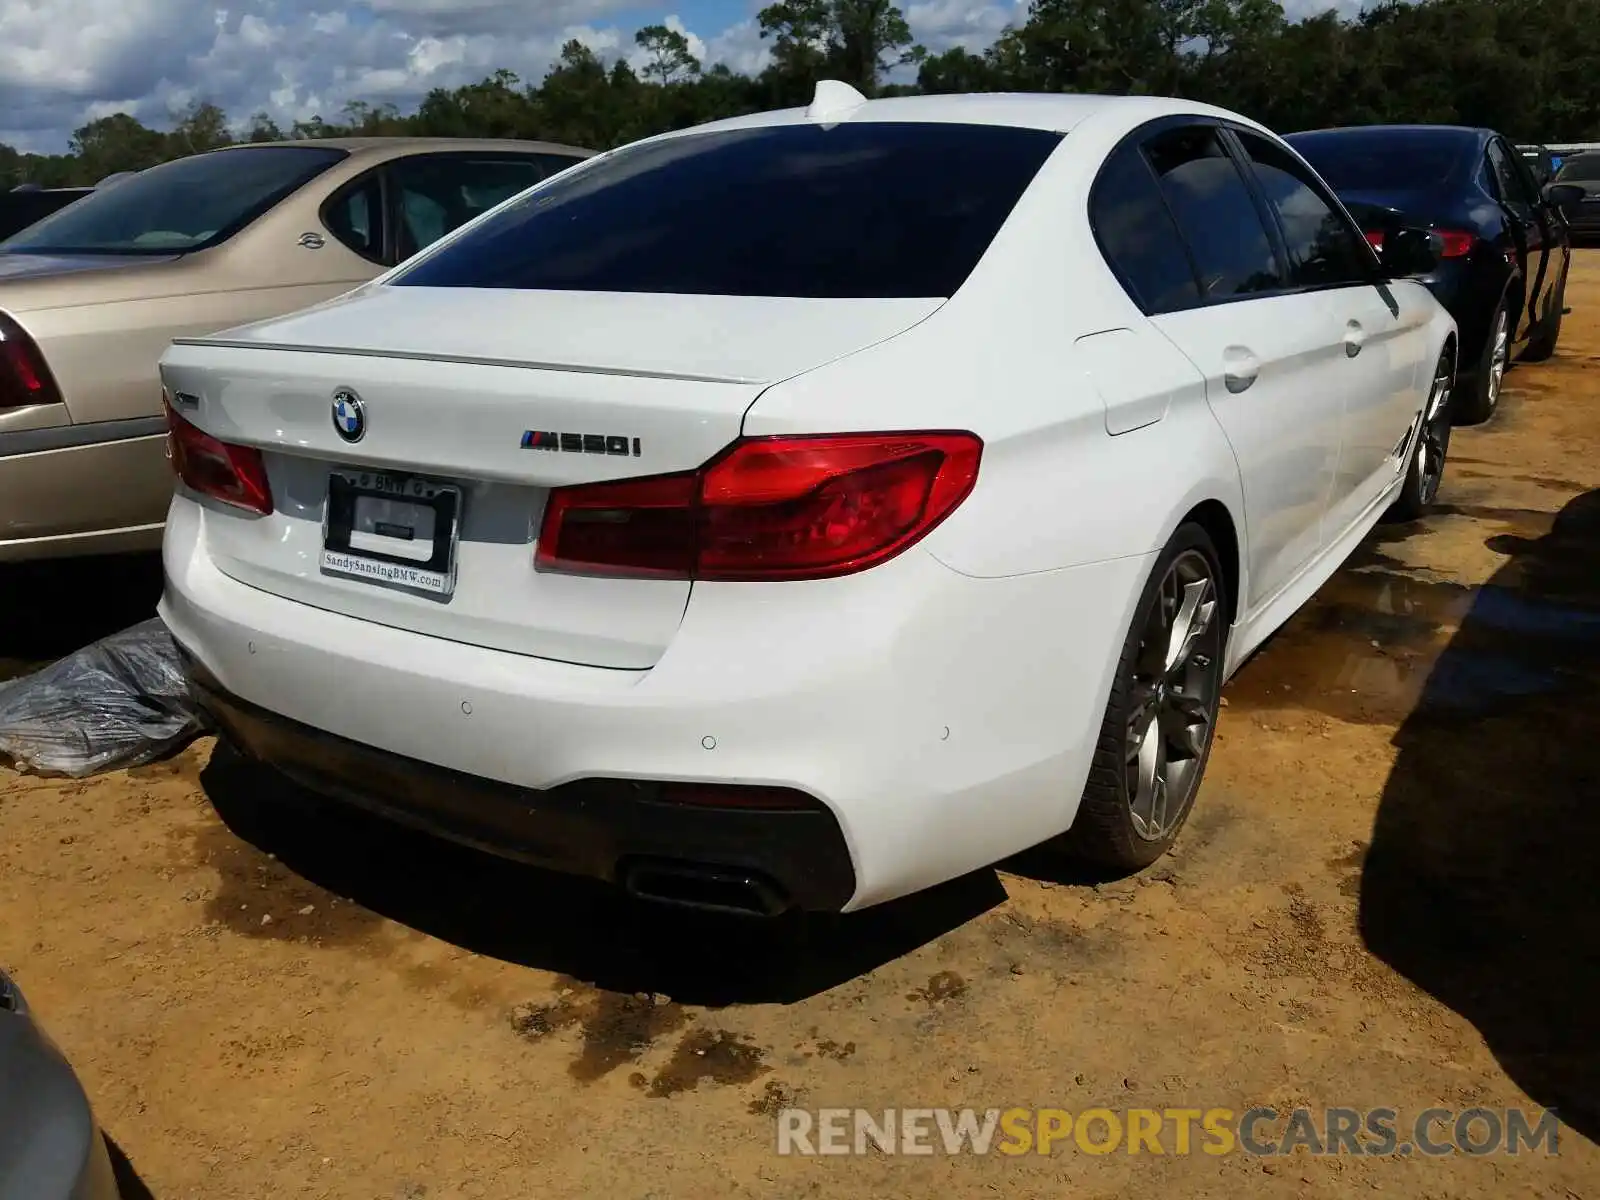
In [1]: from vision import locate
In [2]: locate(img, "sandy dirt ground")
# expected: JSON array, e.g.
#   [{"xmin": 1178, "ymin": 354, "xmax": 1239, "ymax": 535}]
[{"xmin": 4, "ymin": 255, "xmax": 1600, "ymax": 1199}]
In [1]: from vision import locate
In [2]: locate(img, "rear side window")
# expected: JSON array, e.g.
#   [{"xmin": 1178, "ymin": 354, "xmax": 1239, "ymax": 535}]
[
  {"xmin": 387, "ymin": 154, "xmax": 577, "ymax": 261},
  {"xmin": 1557, "ymin": 154, "xmax": 1600, "ymax": 182},
  {"xmin": 1144, "ymin": 127, "xmax": 1284, "ymax": 300},
  {"xmin": 1233, "ymin": 130, "xmax": 1374, "ymax": 289},
  {"xmin": 1090, "ymin": 141, "xmax": 1201, "ymax": 313},
  {"xmin": 1486, "ymin": 140, "xmax": 1536, "ymax": 208},
  {"xmin": 324, "ymin": 175, "xmax": 384, "ymax": 262},
  {"xmin": 393, "ymin": 123, "xmax": 1064, "ymax": 298}
]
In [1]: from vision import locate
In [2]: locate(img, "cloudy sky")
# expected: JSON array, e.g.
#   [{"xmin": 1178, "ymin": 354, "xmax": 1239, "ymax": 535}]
[{"xmin": 0, "ymin": 0, "xmax": 1362, "ymax": 153}]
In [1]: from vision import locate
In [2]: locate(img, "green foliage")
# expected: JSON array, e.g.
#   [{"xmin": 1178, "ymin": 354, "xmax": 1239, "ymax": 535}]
[
  {"xmin": 758, "ymin": 0, "xmax": 921, "ymax": 98},
  {"xmin": 3, "ymin": 0, "xmax": 1597, "ymax": 187},
  {"xmin": 636, "ymin": 24, "xmax": 702, "ymax": 85}
]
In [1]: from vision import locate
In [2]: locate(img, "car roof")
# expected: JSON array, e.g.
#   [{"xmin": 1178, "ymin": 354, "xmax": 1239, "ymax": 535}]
[
  {"xmin": 1287, "ymin": 124, "xmax": 1489, "ymax": 142},
  {"xmin": 680, "ymin": 91, "xmax": 1259, "ymax": 138},
  {"xmin": 211, "ymin": 136, "xmax": 596, "ymax": 160}
]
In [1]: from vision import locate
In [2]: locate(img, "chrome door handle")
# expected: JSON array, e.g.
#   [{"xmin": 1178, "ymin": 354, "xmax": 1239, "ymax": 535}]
[
  {"xmin": 1344, "ymin": 320, "xmax": 1366, "ymax": 357},
  {"xmin": 1222, "ymin": 346, "xmax": 1259, "ymax": 394}
]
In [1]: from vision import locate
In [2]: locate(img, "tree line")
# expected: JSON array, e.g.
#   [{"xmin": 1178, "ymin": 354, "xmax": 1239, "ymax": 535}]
[{"xmin": 4, "ymin": 0, "xmax": 1597, "ymax": 188}]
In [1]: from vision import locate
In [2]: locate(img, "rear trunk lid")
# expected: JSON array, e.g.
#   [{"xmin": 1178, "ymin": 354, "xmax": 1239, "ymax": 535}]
[
  {"xmin": 0, "ymin": 251, "xmax": 182, "ymax": 284},
  {"xmin": 161, "ymin": 286, "xmax": 941, "ymax": 669},
  {"xmin": 0, "ymin": 252, "xmax": 196, "ymax": 316},
  {"xmin": 1337, "ymin": 189, "xmax": 1433, "ymax": 233}
]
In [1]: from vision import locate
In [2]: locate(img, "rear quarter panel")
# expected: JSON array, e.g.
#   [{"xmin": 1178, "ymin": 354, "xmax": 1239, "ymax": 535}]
[
  {"xmin": 744, "ymin": 105, "xmax": 1246, "ymax": 584},
  {"xmin": 9, "ymin": 164, "xmax": 387, "ymax": 428},
  {"xmin": 30, "ymin": 280, "xmax": 372, "ymax": 425},
  {"xmin": 739, "ymin": 109, "xmax": 1248, "ymax": 859}
]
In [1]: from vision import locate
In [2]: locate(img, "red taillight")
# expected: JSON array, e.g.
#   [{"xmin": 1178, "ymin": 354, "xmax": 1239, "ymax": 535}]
[
  {"xmin": 1366, "ymin": 228, "xmax": 1475, "ymax": 258},
  {"xmin": 163, "ymin": 394, "xmax": 273, "ymax": 515},
  {"xmin": 0, "ymin": 311, "xmax": 62, "ymax": 408},
  {"xmin": 536, "ymin": 431, "xmax": 983, "ymax": 582}
]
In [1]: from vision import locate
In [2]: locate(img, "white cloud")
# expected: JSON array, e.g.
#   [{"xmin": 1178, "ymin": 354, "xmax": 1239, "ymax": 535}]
[
  {"xmin": 362, "ymin": 0, "xmax": 639, "ymax": 36},
  {"xmin": 1285, "ymin": 0, "xmax": 1367, "ymax": 17},
  {"xmin": 623, "ymin": 13, "xmax": 710, "ymax": 73},
  {"xmin": 703, "ymin": 18, "xmax": 769, "ymax": 76},
  {"xmin": 0, "ymin": 0, "xmax": 1380, "ymax": 154},
  {"xmin": 906, "ymin": 0, "xmax": 1026, "ymax": 52}
]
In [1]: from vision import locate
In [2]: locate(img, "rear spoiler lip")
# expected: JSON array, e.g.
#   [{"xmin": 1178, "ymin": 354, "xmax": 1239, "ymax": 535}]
[
  {"xmin": 1341, "ymin": 200, "xmax": 1410, "ymax": 231},
  {"xmin": 165, "ymin": 336, "xmax": 771, "ymax": 387}
]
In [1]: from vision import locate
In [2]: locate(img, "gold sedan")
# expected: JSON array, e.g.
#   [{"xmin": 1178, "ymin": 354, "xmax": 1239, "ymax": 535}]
[{"xmin": 0, "ymin": 136, "xmax": 591, "ymax": 561}]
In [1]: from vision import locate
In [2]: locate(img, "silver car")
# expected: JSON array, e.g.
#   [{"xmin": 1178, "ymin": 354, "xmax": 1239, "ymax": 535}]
[{"xmin": 0, "ymin": 966, "xmax": 121, "ymax": 1199}]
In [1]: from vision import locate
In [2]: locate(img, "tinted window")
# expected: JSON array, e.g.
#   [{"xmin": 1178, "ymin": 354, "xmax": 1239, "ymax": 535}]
[
  {"xmin": 1486, "ymin": 140, "xmax": 1535, "ymax": 207},
  {"xmin": 1144, "ymin": 126, "xmax": 1283, "ymax": 300},
  {"xmin": 325, "ymin": 175, "xmax": 384, "ymax": 261},
  {"xmin": 0, "ymin": 146, "xmax": 346, "ymax": 255},
  {"xmin": 0, "ymin": 191, "xmax": 89, "ymax": 241},
  {"xmin": 386, "ymin": 154, "xmax": 577, "ymax": 261},
  {"xmin": 1556, "ymin": 154, "xmax": 1600, "ymax": 182},
  {"xmin": 1090, "ymin": 141, "xmax": 1200, "ymax": 313},
  {"xmin": 394, "ymin": 123, "xmax": 1063, "ymax": 298},
  {"xmin": 1234, "ymin": 131, "xmax": 1374, "ymax": 288},
  {"xmin": 1287, "ymin": 129, "xmax": 1473, "ymax": 192}
]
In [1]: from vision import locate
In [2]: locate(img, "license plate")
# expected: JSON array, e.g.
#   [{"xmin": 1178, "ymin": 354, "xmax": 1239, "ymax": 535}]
[{"xmin": 320, "ymin": 469, "xmax": 461, "ymax": 597}]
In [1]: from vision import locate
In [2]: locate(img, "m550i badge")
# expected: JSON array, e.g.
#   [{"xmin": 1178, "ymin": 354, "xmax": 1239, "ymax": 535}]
[{"xmin": 521, "ymin": 431, "xmax": 642, "ymax": 457}]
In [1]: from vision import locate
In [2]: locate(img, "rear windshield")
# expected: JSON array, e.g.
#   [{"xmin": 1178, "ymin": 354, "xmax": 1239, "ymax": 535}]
[
  {"xmin": 392, "ymin": 122, "xmax": 1063, "ymax": 298},
  {"xmin": 1557, "ymin": 155, "xmax": 1600, "ymax": 182},
  {"xmin": 1286, "ymin": 129, "xmax": 1474, "ymax": 193},
  {"xmin": 0, "ymin": 145, "xmax": 347, "ymax": 255}
]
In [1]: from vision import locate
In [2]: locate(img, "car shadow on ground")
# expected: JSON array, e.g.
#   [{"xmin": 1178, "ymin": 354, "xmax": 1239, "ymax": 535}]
[
  {"xmin": 1360, "ymin": 486, "xmax": 1600, "ymax": 1144},
  {"xmin": 199, "ymin": 746, "xmax": 1009, "ymax": 1006},
  {"xmin": 0, "ymin": 553, "xmax": 163, "ymax": 682},
  {"xmin": 105, "ymin": 1134, "xmax": 156, "ymax": 1199}
]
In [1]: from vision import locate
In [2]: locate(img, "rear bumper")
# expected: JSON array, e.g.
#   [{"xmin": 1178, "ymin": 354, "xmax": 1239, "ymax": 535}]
[
  {"xmin": 0, "ymin": 428, "xmax": 169, "ymax": 562},
  {"xmin": 186, "ymin": 656, "xmax": 857, "ymax": 912},
  {"xmin": 161, "ymin": 495, "xmax": 1147, "ymax": 911}
]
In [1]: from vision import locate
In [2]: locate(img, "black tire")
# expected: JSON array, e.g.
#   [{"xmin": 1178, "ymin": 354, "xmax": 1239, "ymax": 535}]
[
  {"xmin": 1522, "ymin": 272, "xmax": 1566, "ymax": 363},
  {"xmin": 1390, "ymin": 347, "xmax": 1456, "ymax": 521},
  {"xmin": 1063, "ymin": 523, "xmax": 1228, "ymax": 872},
  {"xmin": 1454, "ymin": 292, "xmax": 1512, "ymax": 425}
]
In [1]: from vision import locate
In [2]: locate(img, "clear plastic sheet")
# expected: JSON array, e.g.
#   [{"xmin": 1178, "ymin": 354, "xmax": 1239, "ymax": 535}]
[{"xmin": 0, "ymin": 618, "xmax": 206, "ymax": 778}]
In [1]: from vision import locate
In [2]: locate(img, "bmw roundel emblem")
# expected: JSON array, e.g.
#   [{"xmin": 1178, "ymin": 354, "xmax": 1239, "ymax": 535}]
[{"xmin": 331, "ymin": 388, "xmax": 365, "ymax": 443}]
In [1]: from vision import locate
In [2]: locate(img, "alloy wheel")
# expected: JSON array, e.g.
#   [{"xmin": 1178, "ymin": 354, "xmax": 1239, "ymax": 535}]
[
  {"xmin": 1124, "ymin": 550, "xmax": 1224, "ymax": 841},
  {"xmin": 1415, "ymin": 360, "xmax": 1454, "ymax": 506},
  {"xmin": 1487, "ymin": 309, "xmax": 1509, "ymax": 408}
]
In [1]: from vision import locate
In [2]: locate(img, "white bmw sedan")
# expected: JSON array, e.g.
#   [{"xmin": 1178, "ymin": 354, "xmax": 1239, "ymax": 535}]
[{"xmin": 158, "ymin": 86, "xmax": 1457, "ymax": 917}]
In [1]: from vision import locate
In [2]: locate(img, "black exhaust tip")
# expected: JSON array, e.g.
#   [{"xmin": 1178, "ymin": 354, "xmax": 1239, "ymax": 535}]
[{"xmin": 621, "ymin": 859, "xmax": 790, "ymax": 918}]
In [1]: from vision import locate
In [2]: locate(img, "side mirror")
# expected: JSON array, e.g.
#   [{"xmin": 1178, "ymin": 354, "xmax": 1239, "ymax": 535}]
[
  {"xmin": 1378, "ymin": 226, "xmax": 1441, "ymax": 278},
  {"xmin": 1544, "ymin": 182, "xmax": 1585, "ymax": 208}
]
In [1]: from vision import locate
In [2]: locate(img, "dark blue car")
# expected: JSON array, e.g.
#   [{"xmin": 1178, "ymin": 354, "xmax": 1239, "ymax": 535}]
[{"xmin": 1286, "ymin": 125, "xmax": 1579, "ymax": 425}]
